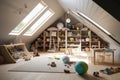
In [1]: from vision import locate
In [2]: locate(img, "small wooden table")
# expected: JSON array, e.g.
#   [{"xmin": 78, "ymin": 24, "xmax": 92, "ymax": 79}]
[{"xmin": 93, "ymin": 48, "xmax": 115, "ymax": 65}]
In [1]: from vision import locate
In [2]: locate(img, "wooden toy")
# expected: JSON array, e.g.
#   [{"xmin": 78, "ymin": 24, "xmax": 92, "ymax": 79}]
[{"xmin": 100, "ymin": 67, "xmax": 120, "ymax": 75}]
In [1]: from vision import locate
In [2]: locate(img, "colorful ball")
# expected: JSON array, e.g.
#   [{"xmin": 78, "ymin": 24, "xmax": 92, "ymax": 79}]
[
  {"xmin": 67, "ymin": 23, "xmax": 72, "ymax": 29},
  {"xmin": 57, "ymin": 22, "xmax": 64, "ymax": 30},
  {"xmin": 62, "ymin": 56, "xmax": 70, "ymax": 64},
  {"xmin": 74, "ymin": 61, "xmax": 88, "ymax": 75}
]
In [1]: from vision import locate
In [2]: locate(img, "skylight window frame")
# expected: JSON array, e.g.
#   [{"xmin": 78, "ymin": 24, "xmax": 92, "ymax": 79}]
[
  {"xmin": 77, "ymin": 11, "xmax": 111, "ymax": 35},
  {"xmin": 71, "ymin": 10, "xmax": 111, "ymax": 35},
  {"xmin": 9, "ymin": 2, "xmax": 48, "ymax": 36},
  {"xmin": 23, "ymin": 9, "xmax": 55, "ymax": 36}
]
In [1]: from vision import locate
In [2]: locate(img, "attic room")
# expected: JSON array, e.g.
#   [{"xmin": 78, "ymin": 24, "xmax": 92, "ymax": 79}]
[{"xmin": 0, "ymin": 0, "xmax": 120, "ymax": 80}]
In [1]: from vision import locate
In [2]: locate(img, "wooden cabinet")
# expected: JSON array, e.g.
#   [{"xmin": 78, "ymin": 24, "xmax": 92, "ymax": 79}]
[
  {"xmin": 45, "ymin": 30, "xmax": 58, "ymax": 51},
  {"xmin": 67, "ymin": 30, "xmax": 81, "ymax": 48},
  {"xmin": 45, "ymin": 31, "xmax": 50, "ymax": 51},
  {"xmin": 91, "ymin": 31, "xmax": 108, "ymax": 48},
  {"xmin": 31, "ymin": 26, "xmax": 109, "ymax": 52},
  {"xmin": 81, "ymin": 29, "xmax": 91, "ymax": 51},
  {"xmin": 30, "ymin": 32, "xmax": 45, "ymax": 52},
  {"xmin": 58, "ymin": 30, "xmax": 66, "ymax": 48},
  {"xmin": 91, "ymin": 31, "xmax": 100, "ymax": 48}
]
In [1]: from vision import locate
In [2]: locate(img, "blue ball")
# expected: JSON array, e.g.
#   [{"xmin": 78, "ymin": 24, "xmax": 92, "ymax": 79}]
[
  {"xmin": 74, "ymin": 61, "xmax": 88, "ymax": 75},
  {"xmin": 62, "ymin": 56, "xmax": 70, "ymax": 64}
]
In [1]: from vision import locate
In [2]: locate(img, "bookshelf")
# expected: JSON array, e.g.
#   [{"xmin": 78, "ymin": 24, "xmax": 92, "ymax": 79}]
[{"xmin": 31, "ymin": 24, "xmax": 109, "ymax": 52}]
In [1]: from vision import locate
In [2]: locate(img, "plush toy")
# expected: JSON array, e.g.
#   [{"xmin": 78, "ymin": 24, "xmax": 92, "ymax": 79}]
[
  {"xmin": 93, "ymin": 72, "xmax": 99, "ymax": 77},
  {"xmin": 64, "ymin": 64, "xmax": 71, "ymax": 73}
]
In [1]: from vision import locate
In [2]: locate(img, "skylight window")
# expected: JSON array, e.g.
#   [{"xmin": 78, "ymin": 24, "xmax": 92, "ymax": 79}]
[
  {"xmin": 9, "ymin": 2, "xmax": 47, "ymax": 35},
  {"xmin": 23, "ymin": 9, "xmax": 54, "ymax": 36},
  {"xmin": 72, "ymin": 10, "xmax": 111, "ymax": 35}
]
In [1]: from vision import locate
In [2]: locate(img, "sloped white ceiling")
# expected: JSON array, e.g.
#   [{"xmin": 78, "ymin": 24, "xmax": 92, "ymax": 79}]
[
  {"xmin": 58, "ymin": 0, "xmax": 120, "ymax": 44},
  {"xmin": 0, "ymin": 0, "xmax": 64, "ymax": 46}
]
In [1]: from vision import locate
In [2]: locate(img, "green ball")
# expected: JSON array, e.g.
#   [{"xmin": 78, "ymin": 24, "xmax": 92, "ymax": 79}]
[
  {"xmin": 74, "ymin": 61, "xmax": 88, "ymax": 75},
  {"xmin": 62, "ymin": 56, "xmax": 70, "ymax": 64},
  {"xmin": 67, "ymin": 23, "xmax": 72, "ymax": 29}
]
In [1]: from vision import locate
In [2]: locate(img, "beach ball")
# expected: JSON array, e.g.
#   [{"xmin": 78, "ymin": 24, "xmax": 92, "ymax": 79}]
[
  {"xmin": 74, "ymin": 61, "xmax": 88, "ymax": 75},
  {"xmin": 57, "ymin": 22, "xmax": 64, "ymax": 30},
  {"xmin": 62, "ymin": 56, "xmax": 70, "ymax": 64}
]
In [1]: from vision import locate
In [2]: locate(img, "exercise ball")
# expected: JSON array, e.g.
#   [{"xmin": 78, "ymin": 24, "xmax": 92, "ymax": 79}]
[
  {"xmin": 62, "ymin": 56, "xmax": 70, "ymax": 64},
  {"xmin": 74, "ymin": 61, "xmax": 88, "ymax": 75}
]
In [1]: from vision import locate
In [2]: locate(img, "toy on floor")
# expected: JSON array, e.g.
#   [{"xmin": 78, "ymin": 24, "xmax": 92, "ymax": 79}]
[
  {"xmin": 33, "ymin": 49, "xmax": 39, "ymax": 56},
  {"xmin": 51, "ymin": 62, "xmax": 56, "ymax": 67},
  {"xmin": 74, "ymin": 61, "xmax": 88, "ymax": 75},
  {"xmin": 48, "ymin": 56, "xmax": 54, "ymax": 59},
  {"xmin": 55, "ymin": 57, "xmax": 60, "ymax": 60},
  {"xmin": 62, "ymin": 56, "xmax": 70, "ymax": 64},
  {"xmin": 64, "ymin": 69, "xmax": 70, "ymax": 73},
  {"xmin": 70, "ymin": 61, "xmax": 76, "ymax": 65},
  {"xmin": 93, "ymin": 72, "xmax": 99, "ymax": 77},
  {"xmin": 100, "ymin": 66, "xmax": 120, "ymax": 75},
  {"xmin": 64, "ymin": 64, "xmax": 71, "ymax": 73},
  {"xmin": 23, "ymin": 56, "xmax": 31, "ymax": 61},
  {"xmin": 48, "ymin": 55, "xmax": 60, "ymax": 60},
  {"xmin": 47, "ymin": 62, "xmax": 56, "ymax": 67}
]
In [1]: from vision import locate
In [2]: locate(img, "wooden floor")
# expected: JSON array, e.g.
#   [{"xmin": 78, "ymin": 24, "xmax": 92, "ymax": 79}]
[{"xmin": 0, "ymin": 53, "xmax": 120, "ymax": 80}]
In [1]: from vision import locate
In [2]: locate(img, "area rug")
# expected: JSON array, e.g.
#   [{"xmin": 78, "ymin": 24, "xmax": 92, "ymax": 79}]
[{"xmin": 9, "ymin": 56, "xmax": 76, "ymax": 73}]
